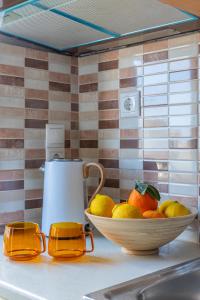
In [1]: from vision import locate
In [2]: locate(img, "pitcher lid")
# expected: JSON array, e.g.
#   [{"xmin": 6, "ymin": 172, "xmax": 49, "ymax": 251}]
[{"xmin": 49, "ymin": 158, "xmax": 82, "ymax": 162}]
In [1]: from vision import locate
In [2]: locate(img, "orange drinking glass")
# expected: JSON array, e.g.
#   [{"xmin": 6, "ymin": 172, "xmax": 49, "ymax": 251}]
[
  {"xmin": 48, "ymin": 222, "xmax": 94, "ymax": 258},
  {"xmin": 3, "ymin": 222, "xmax": 46, "ymax": 261}
]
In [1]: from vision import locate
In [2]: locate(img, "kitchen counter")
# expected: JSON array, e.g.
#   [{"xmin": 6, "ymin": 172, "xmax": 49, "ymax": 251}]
[{"xmin": 0, "ymin": 235, "xmax": 199, "ymax": 300}]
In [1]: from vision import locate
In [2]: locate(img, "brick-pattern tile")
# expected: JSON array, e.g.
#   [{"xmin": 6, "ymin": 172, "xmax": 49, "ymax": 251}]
[
  {"xmin": 0, "ymin": 32, "xmax": 200, "ymax": 238},
  {"xmin": 78, "ymin": 33, "xmax": 199, "ymax": 221},
  {"xmin": 0, "ymin": 43, "xmax": 73, "ymax": 226}
]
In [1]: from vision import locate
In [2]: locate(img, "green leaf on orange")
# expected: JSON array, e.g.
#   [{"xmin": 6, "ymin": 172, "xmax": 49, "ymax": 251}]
[{"xmin": 135, "ymin": 181, "xmax": 160, "ymax": 201}]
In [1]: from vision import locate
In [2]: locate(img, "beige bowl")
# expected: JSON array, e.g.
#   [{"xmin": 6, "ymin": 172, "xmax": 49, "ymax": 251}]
[{"xmin": 85, "ymin": 208, "xmax": 197, "ymax": 255}]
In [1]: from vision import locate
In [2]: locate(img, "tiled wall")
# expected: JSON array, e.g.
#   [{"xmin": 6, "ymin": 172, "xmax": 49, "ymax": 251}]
[
  {"xmin": 0, "ymin": 43, "xmax": 78, "ymax": 231},
  {"xmin": 0, "ymin": 32, "xmax": 200, "ymax": 232},
  {"xmin": 78, "ymin": 32, "xmax": 200, "ymax": 213}
]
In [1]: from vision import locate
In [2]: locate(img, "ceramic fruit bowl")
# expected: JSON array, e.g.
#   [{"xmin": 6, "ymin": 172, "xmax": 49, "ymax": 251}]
[{"xmin": 85, "ymin": 208, "xmax": 197, "ymax": 256}]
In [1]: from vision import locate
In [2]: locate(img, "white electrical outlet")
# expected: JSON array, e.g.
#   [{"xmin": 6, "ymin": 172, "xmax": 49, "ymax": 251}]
[{"xmin": 120, "ymin": 91, "xmax": 140, "ymax": 118}]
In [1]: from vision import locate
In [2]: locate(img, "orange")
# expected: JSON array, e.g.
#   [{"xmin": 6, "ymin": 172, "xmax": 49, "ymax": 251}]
[
  {"xmin": 128, "ymin": 181, "xmax": 160, "ymax": 213},
  {"xmin": 143, "ymin": 210, "xmax": 165, "ymax": 218},
  {"xmin": 128, "ymin": 189, "xmax": 158, "ymax": 213}
]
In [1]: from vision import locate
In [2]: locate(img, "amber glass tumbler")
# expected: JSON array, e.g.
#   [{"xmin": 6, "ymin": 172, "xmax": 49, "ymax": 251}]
[
  {"xmin": 3, "ymin": 222, "xmax": 46, "ymax": 261},
  {"xmin": 48, "ymin": 222, "xmax": 94, "ymax": 258}
]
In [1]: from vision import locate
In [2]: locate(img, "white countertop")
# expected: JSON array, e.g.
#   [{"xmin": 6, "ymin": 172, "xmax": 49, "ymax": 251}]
[{"xmin": 0, "ymin": 235, "xmax": 199, "ymax": 300}]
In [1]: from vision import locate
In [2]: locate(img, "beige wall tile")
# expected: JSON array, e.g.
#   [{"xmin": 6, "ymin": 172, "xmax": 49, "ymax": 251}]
[
  {"xmin": 98, "ymin": 69, "xmax": 119, "ymax": 82},
  {"xmin": 49, "ymin": 91, "xmax": 71, "ymax": 102},
  {"xmin": 99, "ymin": 109, "xmax": 119, "ymax": 120},
  {"xmin": 168, "ymin": 33, "xmax": 199, "ymax": 48},
  {"xmin": 25, "ymin": 68, "xmax": 48, "ymax": 81},
  {"xmin": 0, "ymin": 149, "xmax": 24, "ymax": 161},
  {"xmin": 25, "ymin": 108, "xmax": 48, "ymax": 120},
  {"xmin": 144, "ymin": 40, "xmax": 168, "ymax": 53},
  {"xmin": 99, "ymin": 50, "xmax": 119, "ymax": 62}
]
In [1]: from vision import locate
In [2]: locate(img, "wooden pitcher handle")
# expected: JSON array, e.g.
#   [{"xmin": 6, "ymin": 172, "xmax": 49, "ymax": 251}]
[{"xmin": 83, "ymin": 162, "xmax": 105, "ymax": 207}]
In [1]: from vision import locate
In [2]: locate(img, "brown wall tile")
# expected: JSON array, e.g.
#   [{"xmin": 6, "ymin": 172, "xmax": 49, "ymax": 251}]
[
  {"xmin": 98, "ymin": 60, "xmax": 118, "ymax": 71},
  {"xmin": 25, "ymin": 159, "xmax": 44, "ymax": 169},
  {"xmin": 99, "ymin": 149, "xmax": 118, "ymax": 159},
  {"xmin": 99, "ymin": 120, "xmax": 119, "ymax": 129},
  {"xmin": 25, "ymin": 149, "xmax": 45, "ymax": 159},
  {"xmin": 120, "ymin": 140, "xmax": 139, "ymax": 148},
  {"xmin": 98, "ymin": 90, "xmax": 118, "ymax": 101},
  {"xmin": 99, "ymin": 110, "xmax": 119, "ymax": 120},
  {"xmin": 0, "ymin": 170, "xmax": 24, "ymax": 181},
  {"xmin": 98, "ymin": 100, "xmax": 118, "ymax": 110},
  {"xmin": 79, "ymin": 83, "xmax": 98, "ymax": 93},
  {"xmin": 120, "ymin": 77, "xmax": 142, "ymax": 88},
  {"xmin": 0, "ymin": 211, "xmax": 24, "ymax": 224},
  {"xmin": 25, "ymin": 58, "xmax": 48, "ymax": 70},
  {"xmin": 0, "ymin": 64, "xmax": 24, "ymax": 77},
  {"xmin": 120, "ymin": 67, "xmax": 142, "ymax": 79},
  {"xmin": 71, "ymin": 103, "xmax": 79, "ymax": 112},
  {"xmin": 0, "ymin": 180, "xmax": 24, "ymax": 191},
  {"xmin": 79, "ymin": 73, "xmax": 98, "ymax": 84},
  {"xmin": 0, "ymin": 75, "xmax": 24, "ymax": 87},
  {"xmin": 80, "ymin": 140, "xmax": 98, "ymax": 148},
  {"xmin": 143, "ymin": 51, "xmax": 168, "ymax": 63},
  {"xmin": 104, "ymin": 178, "xmax": 119, "ymax": 188},
  {"xmin": 25, "ymin": 99, "xmax": 48, "ymax": 109},
  {"xmin": 0, "ymin": 129, "xmax": 24, "ymax": 139},
  {"xmin": 0, "ymin": 139, "xmax": 24, "ymax": 148},
  {"xmin": 80, "ymin": 130, "xmax": 98, "ymax": 139},
  {"xmin": 25, "ymin": 89, "xmax": 48, "ymax": 100},
  {"xmin": 143, "ymin": 161, "xmax": 168, "ymax": 171},
  {"xmin": 99, "ymin": 159, "xmax": 119, "ymax": 169},
  {"xmin": 25, "ymin": 199, "xmax": 42, "ymax": 209},
  {"xmin": 120, "ymin": 129, "xmax": 139, "ymax": 139},
  {"xmin": 65, "ymin": 140, "xmax": 71, "ymax": 148},
  {"xmin": 49, "ymin": 81, "xmax": 70, "ymax": 92},
  {"xmin": 25, "ymin": 119, "xmax": 47, "ymax": 128},
  {"xmin": 25, "ymin": 189, "xmax": 43, "ymax": 200},
  {"xmin": 49, "ymin": 72, "xmax": 70, "ymax": 83}
]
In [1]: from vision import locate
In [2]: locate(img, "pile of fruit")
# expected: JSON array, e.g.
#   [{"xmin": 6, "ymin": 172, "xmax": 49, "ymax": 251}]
[{"xmin": 88, "ymin": 181, "xmax": 191, "ymax": 219}]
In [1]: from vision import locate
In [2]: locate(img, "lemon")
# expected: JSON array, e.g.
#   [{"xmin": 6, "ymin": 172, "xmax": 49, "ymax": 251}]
[
  {"xmin": 158, "ymin": 200, "xmax": 174, "ymax": 214},
  {"xmin": 112, "ymin": 203, "xmax": 142, "ymax": 219},
  {"xmin": 90, "ymin": 194, "xmax": 115, "ymax": 217},
  {"xmin": 165, "ymin": 201, "xmax": 190, "ymax": 218}
]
